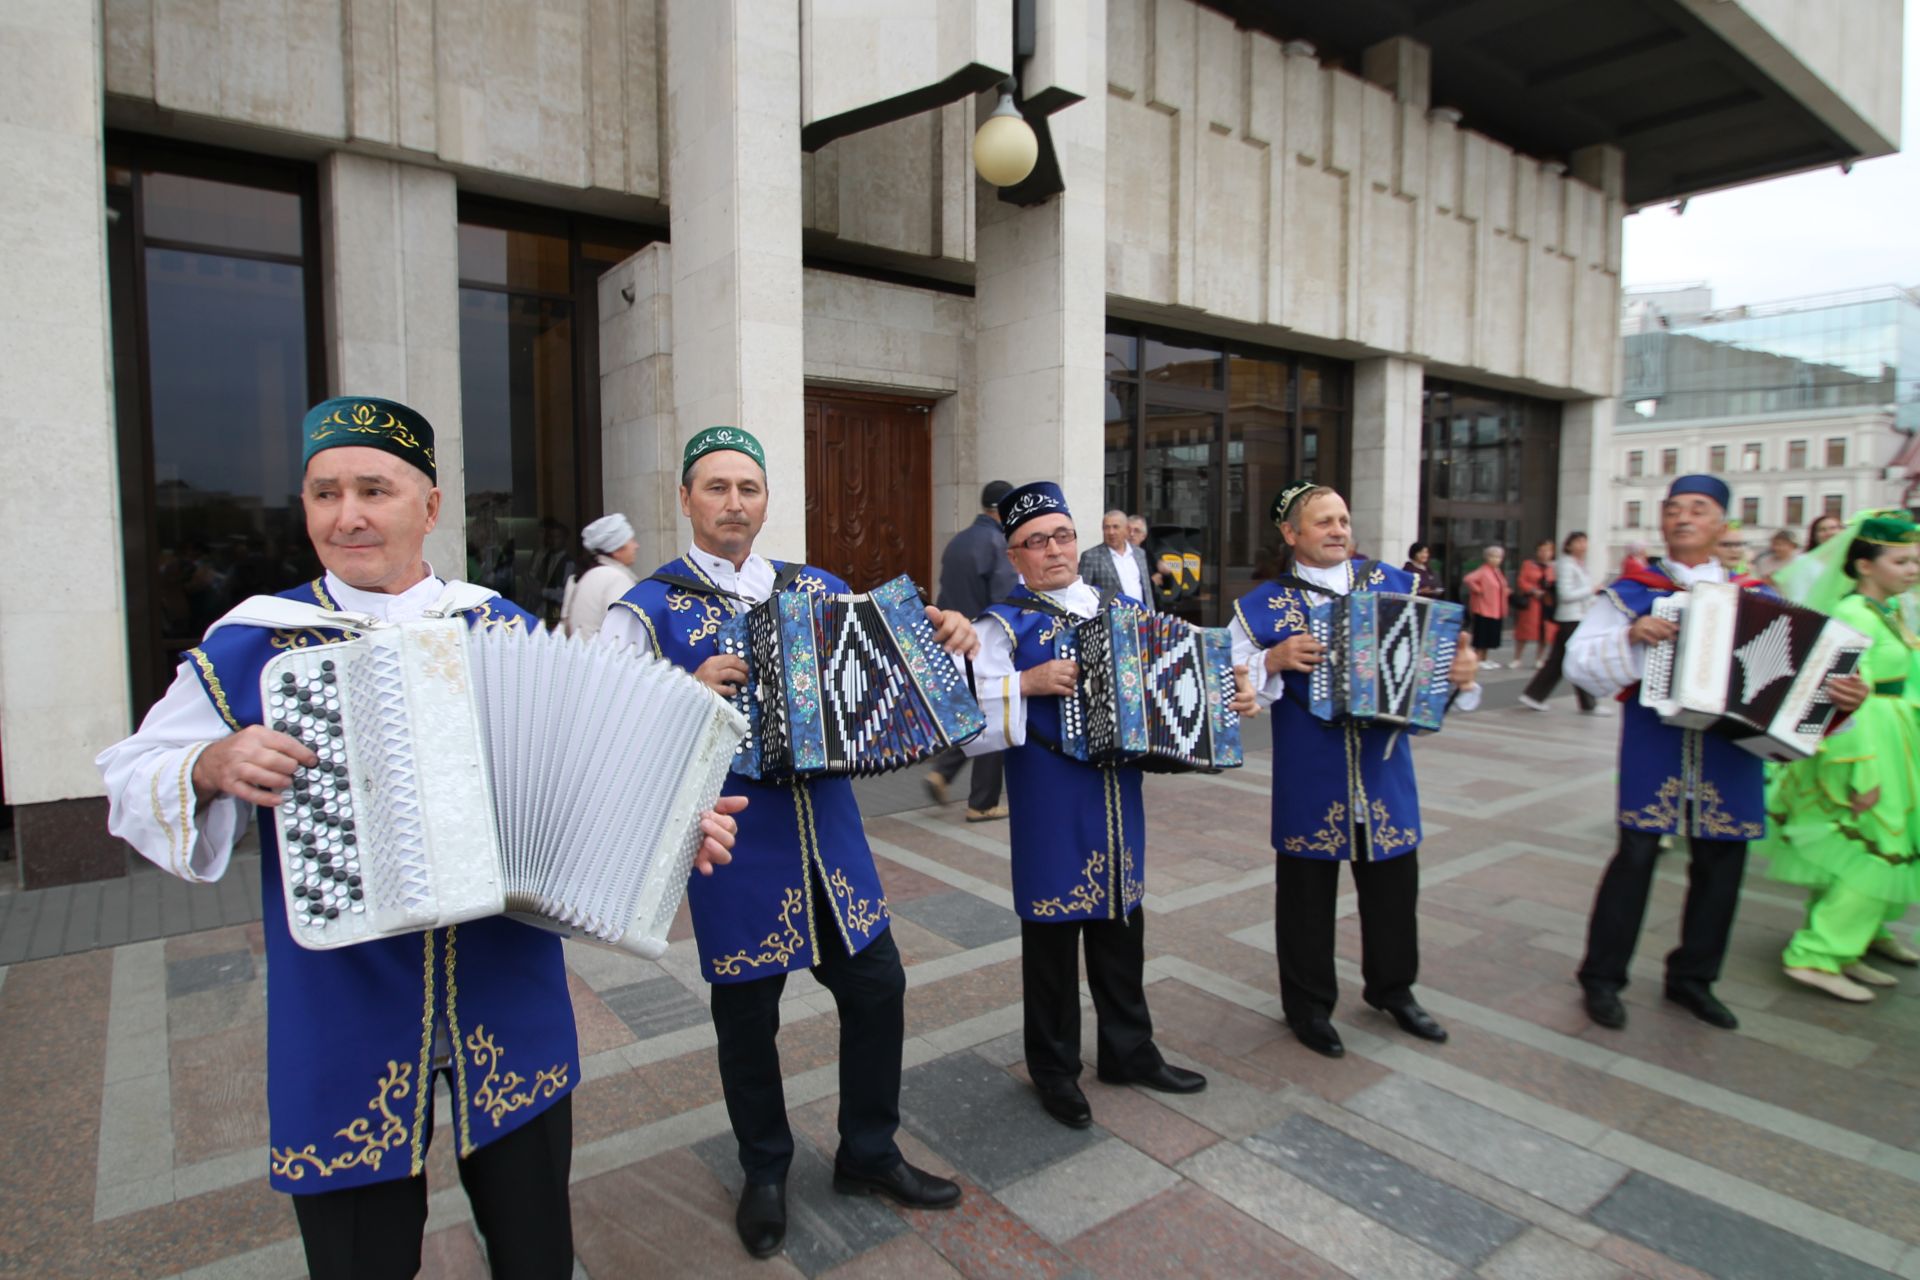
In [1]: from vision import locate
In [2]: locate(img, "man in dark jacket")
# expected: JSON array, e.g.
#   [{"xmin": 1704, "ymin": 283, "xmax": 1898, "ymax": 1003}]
[{"xmin": 926, "ymin": 480, "xmax": 1016, "ymax": 819}]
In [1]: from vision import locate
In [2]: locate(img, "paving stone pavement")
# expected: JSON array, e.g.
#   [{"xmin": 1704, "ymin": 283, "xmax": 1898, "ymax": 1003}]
[{"xmin": 2, "ymin": 693, "xmax": 1919, "ymax": 1278}]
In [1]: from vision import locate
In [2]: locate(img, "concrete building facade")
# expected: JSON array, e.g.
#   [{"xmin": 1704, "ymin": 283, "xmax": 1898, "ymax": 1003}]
[{"xmin": 0, "ymin": 0, "xmax": 1904, "ymax": 884}]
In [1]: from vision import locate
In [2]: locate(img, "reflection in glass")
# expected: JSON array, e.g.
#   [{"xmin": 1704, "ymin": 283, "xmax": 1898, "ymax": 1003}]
[
  {"xmin": 457, "ymin": 222, "xmax": 571, "ymax": 294},
  {"xmin": 1141, "ymin": 339, "xmax": 1219, "ymax": 390},
  {"xmin": 142, "ymin": 172, "xmax": 302, "ymax": 256},
  {"xmin": 1105, "ymin": 381, "xmax": 1137, "ymax": 517},
  {"xmin": 1144, "ymin": 404, "xmax": 1220, "ymax": 622},
  {"xmin": 143, "ymin": 247, "xmax": 317, "ymax": 654}
]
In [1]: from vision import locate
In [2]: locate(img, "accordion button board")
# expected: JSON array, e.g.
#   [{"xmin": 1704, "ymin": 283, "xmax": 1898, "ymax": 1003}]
[
  {"xmin": 1639, "ymin": 581, "xmax": 1869, "ymax": 760},
  {"xmin": 1053, "ymin": 604, "xmax": 1242, "ymax": 772},
  {"xmin": 718, "ymin": 574, "xmax": 985, "ymax": 781},
  {"xmin": 1306, "ymin": 592, "xmax": 1466, "ymax": 731},
  {"xmin": 262, "ymin": 619, "xmax": 746, "ymax": 954}
]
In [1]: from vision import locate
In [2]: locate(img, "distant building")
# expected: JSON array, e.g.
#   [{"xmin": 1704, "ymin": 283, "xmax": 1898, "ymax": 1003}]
[{"xmin": 1610, "ymin": 285, "xmax": 1920, "ymax": 567}]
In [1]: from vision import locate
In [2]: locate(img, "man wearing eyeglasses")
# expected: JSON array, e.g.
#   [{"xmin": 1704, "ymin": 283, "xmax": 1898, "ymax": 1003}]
[{"xmin": 960, "ymin": 482, "xmax": 1256, "ymax": 1129}]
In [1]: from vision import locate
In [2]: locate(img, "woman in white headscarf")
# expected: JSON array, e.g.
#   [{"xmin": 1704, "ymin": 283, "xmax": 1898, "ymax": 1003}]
[{"xmin": 561, "ymin": 513, "xmax": 640, "ymax": 640}]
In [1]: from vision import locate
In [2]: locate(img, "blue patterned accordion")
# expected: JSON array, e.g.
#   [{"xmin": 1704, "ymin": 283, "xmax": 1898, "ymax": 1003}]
[
  {"xmin": 1306, "ymin": 592, "xmax": 1465, "ymax": 731},
  {"xmin": 1052, "ymin": 604, "xmax": 1243, "ymax": 772},
  {"xmin": 718, "ymin": 575, "xmax": 985, "ymax": 780}
]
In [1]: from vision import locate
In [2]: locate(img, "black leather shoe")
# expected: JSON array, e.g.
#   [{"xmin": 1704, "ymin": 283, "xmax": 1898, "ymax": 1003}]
[
  {"xmin": 734, "ymin": 1181, "xmax": 786, "ymax": 1259},
  {"xmin": 1034, "ymin": 1078, "xmax": 1093, "ymax": 1128},
  {"xmin": 1097, "ymin": 1062, "xmax": 1208, "ymax": 1094},
  {"xmin": 1584, "ymin": 988, "xmax": 1627, "ymax": 1030},
  {"xmin": 832, "ymin": 1159, "xmax": 962, "ymax": 1209},
  {"xmin": 1665, "ymin": 984, "xmax": 1738, "ymax": 1029},
  {"xmin": 1289, "ymin": 1016, "xmax": 1345, "ymax": 1058},
  {"xmin": 1370, "ymin": 999, "xmax": 1448, "ymax": 1043}
]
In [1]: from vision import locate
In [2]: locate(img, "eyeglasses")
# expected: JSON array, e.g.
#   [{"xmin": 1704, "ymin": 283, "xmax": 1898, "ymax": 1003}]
[{"xmin": 1015, "ymin": 528, "xmax": 1079, "ymax": 552}]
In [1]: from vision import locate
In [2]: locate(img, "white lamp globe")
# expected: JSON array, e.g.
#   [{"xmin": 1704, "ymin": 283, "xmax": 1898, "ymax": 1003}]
[{"xmin": 973, "ymin": 93, "xmax": 1039, "ymax": 187}]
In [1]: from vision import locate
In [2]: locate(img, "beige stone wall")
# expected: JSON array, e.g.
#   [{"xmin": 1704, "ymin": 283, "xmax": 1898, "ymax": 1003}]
[
  {"xmin": 104, "ymin": 0, "xmax": 664, "ymax": 201},
  {"xmin": 1688, "ymin": 0, "xmax": 1904, "ymax": 156},
  {"xmin": 1103, "ymin": 0, "xmax": 1624, "ymax": 400}
]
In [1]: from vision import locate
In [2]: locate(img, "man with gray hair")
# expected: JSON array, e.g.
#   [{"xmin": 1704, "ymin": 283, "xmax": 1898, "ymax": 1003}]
[{"xmin": 1079, "ymin": 509, "xmax": 1156, "ymax": 612}]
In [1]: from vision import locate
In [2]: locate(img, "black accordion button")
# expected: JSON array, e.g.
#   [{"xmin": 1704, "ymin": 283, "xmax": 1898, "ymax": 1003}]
[
  {"xmin": 307, "ymin": 901, "xmax": 325, "ymax": 915},
  {"xmin": 321, "ymin": 660, "xmax": 335, "ymax": 672},
  {"xmin": 341, "ymin": 820, "xmax": 355, "ymax": 833},
  {"xmin": 347, "ymin": 874, "xmax": 362, "ymax": 887},
  {"xmin": 349, "ymin": 888, "xmax": 363, "ymax": 901},
  {"xmin": 293, "ymin": 885, "xmax": 308, "ymax": 899},
  {"xmin": 281, "ymin": 672, "xmax": 295, "ymax": 685},
  {"xmin": 343, "ymin": 834, "xmax": 357, "ymax": 846},
  {"xmin": 324, "ymin": 907, "xmax": 339, "ymax": 920},
  {"xmin": 328, "ymin": 725, "xmax": 342, "ymax": 738}
]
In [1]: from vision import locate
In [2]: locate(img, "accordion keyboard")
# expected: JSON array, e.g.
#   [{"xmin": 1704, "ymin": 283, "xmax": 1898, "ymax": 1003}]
[{"xmin": 269, "ymin": 658, "xmax": 376, "ymax": 940}]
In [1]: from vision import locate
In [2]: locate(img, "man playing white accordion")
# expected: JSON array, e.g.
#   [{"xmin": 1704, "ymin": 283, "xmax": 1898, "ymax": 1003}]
[{"xmin": 96, "ymin": 396, "xmax": 742, "ymax": 1280}]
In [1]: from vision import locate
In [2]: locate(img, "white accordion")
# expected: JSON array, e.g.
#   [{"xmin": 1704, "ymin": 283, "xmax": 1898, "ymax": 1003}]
[
  {"xmin": 1640, "ymin": 581, "xmax": 1869, "ymax": 761},
  {"xmin": 262, "ymin": 620, "xmax": 747, "ymax": 954}
]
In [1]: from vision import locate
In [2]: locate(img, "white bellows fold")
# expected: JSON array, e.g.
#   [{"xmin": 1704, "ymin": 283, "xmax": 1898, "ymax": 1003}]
[{"xmin": 263, "ymin": 620, "xmax": 747, "ymax": 956}]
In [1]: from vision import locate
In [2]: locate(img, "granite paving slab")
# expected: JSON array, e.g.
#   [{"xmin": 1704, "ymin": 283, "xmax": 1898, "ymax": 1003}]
[
  {"xmin": 993, "ymin": 1137, "xmax": 1180, "ymax": 1244},
  {"xmin": 1589, "ymin": 1172, "xmax": 1899, "ymax": 1280},
  {"xmin": 890, "ymin": 889, "xmax": 1023, "ymax": 950},
  {"xmin": 165, "ymin": 948, "xmax": 257, "ymax": 1000},
  {"xmin": 898, "ymin": 1053, "xmax": 1106, "ymax": 1190},
  {"xmin": 692, "ymin": 1131, "xmax": 908, "ymax": 1278},
  {"xmin": 1246, "ymin": 1112, "xmax": 1527, "ymax": 1267},
  {"xmin": 600, "ymin": 974, "xmax": 713, "ymax": 1041}
]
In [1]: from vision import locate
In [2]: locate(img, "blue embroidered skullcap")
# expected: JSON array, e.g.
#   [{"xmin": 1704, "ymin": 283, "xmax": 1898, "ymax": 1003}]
[
  {"xmin": 1667, "ymin": 474, "xmax": 1730, "ymax": 510},
  {"xmin": 998, "ymin": 482, "xmax": 1071, "ymax": 538},
  {"xmin": 303, "ymin": 396, "xmax": 436, "ymax": 482}
]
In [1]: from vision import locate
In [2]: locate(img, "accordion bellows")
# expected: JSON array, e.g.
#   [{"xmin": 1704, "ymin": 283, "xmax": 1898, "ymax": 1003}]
[
  {"xmin": 1053, "ymin": 604, "xmax": 1243, "ymax": 772},
  {"xmin": 262, "ymin": 621, "xmax": 747, "ymax": 953},
  {"xmin": 1640, "ymin": 581, "xmax": 1869, "ymax": 760},
  {"xmin": 1307, "ymin": 592, "xmax": 1466, "ymax": 730},
  {"xmin": 719, "ymin": 575, "xmax": 985, "ymax": 781}
]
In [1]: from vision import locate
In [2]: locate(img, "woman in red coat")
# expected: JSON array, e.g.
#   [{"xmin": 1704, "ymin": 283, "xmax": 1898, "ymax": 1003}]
[
  {"xmin": 1513, "ymin": 539, "xmax": 1557, "ymax": 669},
  {"xmin": 1462, "ymin": 546, "xmax": 1512, "ymax": 669}
]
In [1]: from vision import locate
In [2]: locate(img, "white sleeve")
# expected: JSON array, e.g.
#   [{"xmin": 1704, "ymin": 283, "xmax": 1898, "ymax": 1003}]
[
  {"xmin": 960, "ymin": 615, "xmax": 1026, "ymax": 752},
  {"xmin": 597, "ymin": 601, "xmax": 656, "ymax": 656},
  {"xmin": 94, "ymin": 662, "xmax": 248, "ymax": 883},
  {"xmin": 1228, "ymin": 616, "xmax": 1286, "ymax": 709},
  {"xmin": 1564, "ymin": 594, "xmax": 1642, "ymax": 699},
  {"xmin": 566, "ymin": 569, "xmax": 629, "ymax": 642}
]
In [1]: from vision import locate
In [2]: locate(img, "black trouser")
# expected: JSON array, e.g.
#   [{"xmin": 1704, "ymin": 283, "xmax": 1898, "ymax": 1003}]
[
  {"xmin": 1021, "ymin": 908, "xmax": 1161, "ymax": 1083},
  {"xmin": 1275, "ymin": 848, "xmax": 1420, "ymax": 1024},
  {"xmin": 292, "ymin": 1092, "xmax": 573, "ymax": 1280},
  {"xmin": 1578, "ymin": 827, "xmax": 1748, "ymax": 995},
  {"xmin": 709, "ymin": 872, "xmax": 906, "ymax": 1185},
  {"xmin": 1521, "ymin": 623, "xmax": 1597, "ymax": 710},
  {"xmin": 931, "ymin": 746, "xmax": 1004, "ymax": 810}
]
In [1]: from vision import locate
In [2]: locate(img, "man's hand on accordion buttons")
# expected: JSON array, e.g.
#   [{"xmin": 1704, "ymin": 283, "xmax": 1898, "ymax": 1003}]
[
  {"xmin": 1627, "ymin": 615, "xmax": 1679, "ymax": 647},
  {"xmin": 1827, "ymin": 673, "xmax": 1870, "ymax": 716},
  {"xmin": 1021, "ymin": 659, "xmax": 1079, "ymax": 698},
  {"xmin": 694, "ymin": 654, "xmax": 750, "ymax": 698},
  {"xmin": 693, "ymin": 794, "xmax": 749, "ymax": 876},
  {"xmin": 926, "ymin": 607, "xmax": 981, "ymax": 659},
  {"xmin": 1447, "ymin": 645, "xmax": 1480, "ymax": 690},
  {"xmin": 1264, "ymin": 634, "xmax": 1325, "ymax": 674},
  {"xmin": 191, "ymin": 726, "xmax": 319, "ymax": 809},
  {"xmin": 1228, "ymin": 664, "xmax": 1259, "ymax": 718}
]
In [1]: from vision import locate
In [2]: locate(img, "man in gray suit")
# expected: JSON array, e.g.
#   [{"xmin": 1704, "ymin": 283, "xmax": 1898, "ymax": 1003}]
[
  {"xmin": 1079, "ymin": 510, "xmax": 1156, "ymax": 611},
  {"xmin": 926, "ymin": 481, "xmax": 1017, "ymax": 820}
]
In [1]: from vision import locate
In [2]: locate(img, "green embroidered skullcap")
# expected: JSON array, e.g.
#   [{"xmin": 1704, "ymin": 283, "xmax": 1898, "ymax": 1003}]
[
  {"xmin": 302, "ymin": 396, "xmax": 436, "ymax": 482},
  {"xmin": 1857, "ymin": 513, "xmax": 1920, "ymax": 546},
  {"xmin": 1270, "ymin": 480, "xmax": 1323, "ymax": 530},
  {"xmin": 682, "ymin": 426, "xmax": 766, "ymax": 477}
]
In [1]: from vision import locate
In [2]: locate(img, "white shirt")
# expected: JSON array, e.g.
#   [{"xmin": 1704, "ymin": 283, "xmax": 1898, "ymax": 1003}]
[
  {"xmin": 962, "ymin": 578, "xmax": 1102, "ymax": 754},
  {"xmin": 95, "ymin": 569, "xmax": 455, "ymax": 884},
  {"xmin": 1565, "ymin": 556, "xmax": 1726, "ymax": 700},
  {"xmin": 599, "ymin": 546, "xmax": 775, "ymax": 657},
  {"xmin": 560, "ymin": 556, "xmax": 639, "ymax": 640},
  {"xmin": 1106, "ymin": 543, "xmax": 1144, "ymax": 604},
  {"xmin": 1226, "ymin": 560, "xmax": 1482, "ymax": 712}
]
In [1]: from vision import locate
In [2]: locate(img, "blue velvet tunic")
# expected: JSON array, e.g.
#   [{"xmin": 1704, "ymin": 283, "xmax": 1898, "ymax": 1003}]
[
  {"xmin": 612, "ymin": 558, "xmax": 892, "ymax": 983},
  {"xmin": 1600, "ymin": 570, "xmax": 1767, "ymax": 841},
  {"xmin": 1232, "ymin": 563, "xmax": 1425, "ymax": 863},
  {"xmin": 183, "ymin": 580, "xmax": 579, "ymax": 1195},
  {"xmin": 981, "ymin": 588, "xmax": 1148, "ymax": 922}
]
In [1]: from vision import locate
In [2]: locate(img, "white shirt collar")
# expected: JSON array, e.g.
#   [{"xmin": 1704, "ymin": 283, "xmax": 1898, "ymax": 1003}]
[
  {"xmin": 1661, "ymin": 558, "xmax": 1727, "ymax": 587},
  {"xmin": 686, "ymin": 544, "xmax": 777, "ymax": 604},
  {"xmin": 1295, "ymin": 559, "xmax": 1355, "ymax": 596},
  {"xmin": 323, "ymin": 567, "xmax": 447, "ymax": 623},
  {"xmin": 1105, "ymin": 543, "xmax": 1133, "ymax": 562},
  {"xmin": 1038, "ymin": 577, "xmax": 1101, "ymax": 617}
]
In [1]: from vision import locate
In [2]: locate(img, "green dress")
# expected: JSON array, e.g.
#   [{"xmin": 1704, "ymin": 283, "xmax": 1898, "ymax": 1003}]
[{"xmin": 1759, "ymin": 592, "xmax": 1920, "ymax": 971}]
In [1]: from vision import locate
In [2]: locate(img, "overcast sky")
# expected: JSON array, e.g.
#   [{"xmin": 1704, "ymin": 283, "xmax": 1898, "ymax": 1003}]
[{"xmin": 1621, "ymin": 0, "xmax": 1920, "ymax": 308}]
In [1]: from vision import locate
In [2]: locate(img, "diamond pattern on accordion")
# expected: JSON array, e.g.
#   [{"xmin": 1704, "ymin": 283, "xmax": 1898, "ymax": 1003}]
[
  {"xmin": 1142, "ymin": 619, "xmax": 1207, "ymax": 758},
  {"xmin": 1732, "ymin": 615, "xmax": 1796, "ymax": 705},
  {"xmin": 1053, "ymin": 605, "xmax": 1239, "ymax": 770}
]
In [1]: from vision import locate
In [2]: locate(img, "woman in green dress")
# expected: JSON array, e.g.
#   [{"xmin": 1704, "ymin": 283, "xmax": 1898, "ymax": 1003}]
[{"xmin": 1762, "ymin": 511, "xmax": 1920, "ymax": 1002}]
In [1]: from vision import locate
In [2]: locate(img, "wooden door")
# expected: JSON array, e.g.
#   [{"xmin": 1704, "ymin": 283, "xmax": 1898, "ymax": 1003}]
[{"xmin": 804, "ymin": 391, "xmax": 933, "ymax": 592}]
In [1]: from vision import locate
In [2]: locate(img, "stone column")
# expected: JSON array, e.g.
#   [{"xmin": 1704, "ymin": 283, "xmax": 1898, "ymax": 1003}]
[
  {"xmin": 1559, "ymin": 397, "xmax": 1615, "ymax": 559},
  {"xmin": 972, "ymin": 10, "xmax": 1108, "ymax": 525},
  {"xmin": 1347, "ymin": 357, "xmax": 1425, "ymax": 569},
  {"xmin": 598, "ymin": 244, "xmax": 688, "ymax": 572},
  {"xmin": 0, "ymin": 2, "xmax": 132, "ymax": 885},
  {"xmin": 666, "ymin": 0, "xmax": 807, "ymax": 557},
  {"xmin": 318, "ymin": 153, "xmax": 466, "ymax": 575}
]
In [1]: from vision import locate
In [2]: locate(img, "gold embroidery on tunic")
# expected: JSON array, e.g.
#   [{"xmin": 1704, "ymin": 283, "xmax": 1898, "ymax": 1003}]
[
  {"xmin": 792, "ymin": 572, "xmax": 830, "ymax": 595},
  {"xmin": 465, "ymin": 1026, "xmax": 571, "ymax": 1125},
  {"xmin": 1619, "ymin": 777, "xmax": 1685, "ymax": 831},
  {"xmin": 1284, "ymin": 801, "xmax": 1349, "ymax": 856},
  {"xmin": 667, "ymin": 589, "xmax": 728, "ymax": 642},
  {"xmin": 1694, "ymin": 781, "xmax": 1764, "ymax": 840},
  {"xmin": 1030, "ymin": 848, "xmax": 1108, "ymax": 917},
  {"xmin": 444, "ymin": 926, "xmax": 476, "ymax": 1154},
  {"xmin": 1264, "ymin": 588, "xmax": 1307, "ymax": 635},
  {"xmin": 270, "ymin": 1061, "xmax": 413, "ymax": 1181},
  {"xmin": 270, "ymin": 629, "xmax": 336, "ymax": 651},
  {"xmin": 411, "ymin": 932, "xmax": 433, "ymax": 1174},
  {"xmin": 710, "ymin": 886, "xmax": 809, "ymax": 976},
  {"xmin": 1368, "ymin": 799, "xmax": 1418, "ymax": 852},
  {"xmin": 829, "ymin": 868, "xmax": 884, "ymax": 935},
  {"xmin": 184, "ymin": 647, "xmax": 240, "ymax": 731}
]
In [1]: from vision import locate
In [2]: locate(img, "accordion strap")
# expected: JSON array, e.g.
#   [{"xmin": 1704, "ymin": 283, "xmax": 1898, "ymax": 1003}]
[
  {"xmin": 1008, "ymin": 593, "xmax": 1086, "ymax": 623},
  {"xmin": 200, "ymin": 583, "xmax": 502, "ymax": 639},
  {"xmin": 646, "ymin": 562, "xmax": 807, "ymax": 604}
]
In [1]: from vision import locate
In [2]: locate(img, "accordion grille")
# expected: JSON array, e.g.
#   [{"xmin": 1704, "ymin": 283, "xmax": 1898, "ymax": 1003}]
[{"xmin": 345, "ymin": 644, "xmax": 433, "ymax": 919}]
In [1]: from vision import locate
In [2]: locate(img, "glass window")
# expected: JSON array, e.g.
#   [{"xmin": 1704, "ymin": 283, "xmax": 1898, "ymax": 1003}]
[
  {"xmin": 1419, "ymin": 379, "xmax": 1559, "ymax": 600},
  {"xmin": 1742, "ymin": 443, "xmax": 1763, "ymax": 470},
  {"xmin": 457, "ymin": 220, "xmax": 571, "ymax": 294},
  {"xmin": 1141, "ymin": 339, "xmax": 1219, "ymax": 391},
  {"xmin": 1104, "ymin": 333, "xmax": 1137, "ymax": 378},
  {"xmin": 1787, "ymin": 439, "xmax": 1807, "ymax": 469},
  {"xmin": 1785, "ymin": 495, "xmax": 1805, "ymax": 526},
  {"xmin": 1627, "ymin": 450, "xmax": 1644, "ymax": 477},
  {"xmin": 1823, "ymin": 494, "xmax": 1845, "ymax": 518},
  {"xmin": 1708, "ymin": 444, "xmax": 1727, "ymax": 471},
  {"xmin": 1660, "ymin": 447, "xmax": 1678, "ymax": 475},
  {"xmin": 1740, "ymin": 496, "xmax": 1760, "ymax": 526},
  {"xmin": 106, "ymin": 138, "xmax": 323, "ymax": 720},
  {"xmin": 1825, "ymin": 436, "xmax": 1847, "ymax": 467},
  {"xmin": 1105, "ymin": 381, "xmax": 1137, "ymax": 516},
  {"xmin": 1626, "ymin": 501, "xmax": 1642, "ymax": 528}
]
